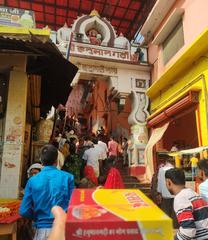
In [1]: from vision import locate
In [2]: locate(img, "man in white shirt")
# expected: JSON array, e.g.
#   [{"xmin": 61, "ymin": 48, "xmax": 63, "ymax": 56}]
[
  {"xmin": 82, "ymin": 138, "xmax": 102, "ymax": 177},
  {"xmin": 198, "ymin": 159, "xmax": 208, "ymax": 202},
  {"xmin": 157, "ymin": 158, "xmax": 178, "ymax": 228},
  {"xmin": 98, "ymin": 135, "xmax": 108, "ymax": 160}
]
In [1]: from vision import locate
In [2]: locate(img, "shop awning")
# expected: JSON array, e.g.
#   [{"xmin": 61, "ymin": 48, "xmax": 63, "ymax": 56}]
[
  {"xmin": 169, "ymin": 146, "xmax": 208, "ymax": 155},
  {"xmin": 0, "ymin": 32, "xmax": 78, "ymax": 117},
  {"xmin": 147, "ymin": 90, "xmax": 199, "ymax": 128},
  {"xmin": 144, "ymin": 122, "xmax": 169, "ymax": 179}
]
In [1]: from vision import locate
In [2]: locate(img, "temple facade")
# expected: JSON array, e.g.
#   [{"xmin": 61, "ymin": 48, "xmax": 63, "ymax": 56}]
[{"xmin": 52, "ymin": 10, "xmax": 151, "ymax": 169}]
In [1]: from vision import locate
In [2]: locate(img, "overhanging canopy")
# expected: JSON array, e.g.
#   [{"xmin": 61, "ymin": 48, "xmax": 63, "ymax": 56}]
[
  {"xmin": 3, "ymin": 0, "xmax": 156, "ymax": 41},
  {"xmin": 0, "ymin": 33, "xmax": 78, "ymax": 116}
]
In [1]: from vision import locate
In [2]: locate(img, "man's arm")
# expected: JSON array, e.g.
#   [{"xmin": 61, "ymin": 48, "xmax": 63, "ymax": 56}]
[
  {"xmin": 108, "ymin": 142, "xmax": 111, "ymax": 151},
  {"xmin": 157, "ymin": 169, "xmax": 162, "ymax": 193},
  {"xmin": 19, "ymin": 180, "xmax": 34, "ymax": 219},
  {"xmin": 199, "ymin": 183, "xmax": 208, "ymax": 202},
  {"xmin": 68, "ymin": 175, "xmax": 75, "ymax": 200},
  {"xmin": 174, "ymin": 199, "xmax": 196, "ymax": 240}
]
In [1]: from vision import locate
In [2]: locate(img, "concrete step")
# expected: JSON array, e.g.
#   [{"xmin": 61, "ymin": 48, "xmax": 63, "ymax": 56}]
[{"xmin": 117, "ymin": 165, "xmax": 151, "ymax": 197}]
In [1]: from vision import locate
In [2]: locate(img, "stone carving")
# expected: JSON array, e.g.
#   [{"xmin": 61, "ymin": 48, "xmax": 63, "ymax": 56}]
[
  {"xmin": 114, "ymin": 33, "xmax": 130, "ymax": 49},
  {"xmin": 57, "ymin": 22, "xmax": 71, "ymax": 52},
  {"xmin": 128, "ymin": 91, "xmax": 149, "ymax": 125},
  {"xmin": 135, "ymin": 93, "xmax": 148, "ymax": 123},
  {"xmin": 128, "ymin": 89, "xmax": 149, "ymax": 166}
]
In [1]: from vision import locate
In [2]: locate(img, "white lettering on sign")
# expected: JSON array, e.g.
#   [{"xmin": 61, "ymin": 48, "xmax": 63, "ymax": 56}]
[{"xmin": 73, "ymin": 227, "xmax": 140, "ymax": 237}]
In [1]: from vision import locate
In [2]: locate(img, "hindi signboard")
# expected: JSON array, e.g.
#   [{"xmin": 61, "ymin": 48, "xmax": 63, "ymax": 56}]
[
  {"xmin": 66, "ymin": 189, "xmax": 173, "ymax": 240},
  {"xmin": 0, "ymin": 6, "xmax": 35, "ymax": 28}
]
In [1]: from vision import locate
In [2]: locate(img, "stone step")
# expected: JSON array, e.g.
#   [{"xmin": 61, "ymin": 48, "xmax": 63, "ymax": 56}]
[
  {"xmin": 116, "ymin": 165, "xmax": 151, "ymax": 197},
  {"xmin": 121, "ymin": 176, "xmax": 138, "ymax": 182}
]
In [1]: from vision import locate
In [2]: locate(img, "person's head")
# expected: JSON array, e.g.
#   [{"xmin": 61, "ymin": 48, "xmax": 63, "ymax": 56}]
[
  {"xmin": 41, "ymin": 144, "xmax": 58, "ymax": 166},
  {"xmin": 84, "ymin": 136, "xmax": 91, "ymax": 142},
  {"xmin": 165, "ymin": 157, "xmax": 175, "ymax": 166},
  {"xmin": 123, "ymin": 137, "xmax": 127, "ymax": 142},
  {"xmin": 165, "ymin": 168, "xmax": 186, "ymax": 195},
  {"xmin": 104, "ymin": 167, "xmax": 124, "ymax": 189},
  {"xmin": 197, "ymin": 159, "xmax": 208, "ymax": 180},
  {"xmin": 52, "ymin": 141, "xmax": 59, "ymax": 149},
  {"xmin": 79, "ymin": 178, "xmax": 96, "ymax": 188},
  {"xmin": 92, "ymin": 137, "xmax": 98, "ymax": 145},
  {"xmin": 110, "ymin": 136, "xmax": 114, "ymax": 141},
  {"xmin": 70, "ymin": 137, "xmax": 77, "ymax": 144},
  {"xmin": 79, "ymin": 138, "xmax": 84, "ymax": 146},
  {"xmin": 27, "ymin": 163, "xmax": 43, "ymax": 178},
  {"xmin": 98, "ymin": 175, "xmax": 106, "ymax": 185},
  {"xmin": 97, "ymin": 134, "xmax": 103, "ymax": 141}
]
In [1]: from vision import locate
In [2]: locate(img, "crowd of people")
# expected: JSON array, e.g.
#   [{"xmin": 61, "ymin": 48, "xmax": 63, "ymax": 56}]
[
  {"xmin": 19, "ymin": 124, "xmax": 208, "ymax": 240},
  {"xmin": 20, "ymin": 127, "xmax": 128, "ymax": 240}
]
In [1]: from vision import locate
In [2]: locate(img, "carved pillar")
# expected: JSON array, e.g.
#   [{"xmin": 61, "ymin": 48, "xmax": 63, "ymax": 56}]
[{"xmin": 128, "ymin": 78, "xmax": 149, "ymax": 167}]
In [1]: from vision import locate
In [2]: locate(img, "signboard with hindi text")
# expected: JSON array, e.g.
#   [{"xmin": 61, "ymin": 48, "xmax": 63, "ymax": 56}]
[
  {"xmin": 66, "ymin": 189, "xmax": 173, "ymax": 240},
  {"xmin": 0, "ymin": 6, "xmax": 35, "ymax": 28}
]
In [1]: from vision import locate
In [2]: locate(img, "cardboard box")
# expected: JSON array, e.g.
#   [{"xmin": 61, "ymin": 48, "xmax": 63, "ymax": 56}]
[{"xmin": 66, "ymin": 189, "xmax": 173, "ymax": 240}]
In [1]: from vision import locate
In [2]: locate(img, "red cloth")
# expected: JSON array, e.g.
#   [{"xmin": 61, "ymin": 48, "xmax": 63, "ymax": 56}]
[
  {"xmin": 0, "ymin": 214, "xmax": 21, "ymax": 223},
  {"xmin": 104, "ymin": 168, "xmax": 124, "ymax": 189},
  {"xmin": 84, "ymin": 166, "xmax": 98, "ymax": 185}
]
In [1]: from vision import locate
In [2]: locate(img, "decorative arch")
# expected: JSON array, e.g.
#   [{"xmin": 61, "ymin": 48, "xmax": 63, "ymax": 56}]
[
  {"xmin": 71, "ymin": 13, "xmax": 117, "ymax": 47},
  {"xmin": 79, "ymin": 16, "xmax": 113, "ymax": 45}
]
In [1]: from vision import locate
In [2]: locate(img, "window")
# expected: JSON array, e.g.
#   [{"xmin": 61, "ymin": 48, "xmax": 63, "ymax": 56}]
[{"xmin": 162, "ymin": 20, "xmax": 184, "ymax": 64}]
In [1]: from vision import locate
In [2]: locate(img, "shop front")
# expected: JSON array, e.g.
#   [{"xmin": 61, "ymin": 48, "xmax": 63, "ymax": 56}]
[
  {"xmin": 145, "ymin": 29, "xmax": 208, "ymax": 179},
  {"xmin": 0, "ymin": 26, "xmax": 77, "ymax": 199}
]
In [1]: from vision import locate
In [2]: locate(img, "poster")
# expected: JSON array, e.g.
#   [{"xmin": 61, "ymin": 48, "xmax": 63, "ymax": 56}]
[{"xmin": 0, "ymin": 6, "xmax": 35, "ymax": 28}]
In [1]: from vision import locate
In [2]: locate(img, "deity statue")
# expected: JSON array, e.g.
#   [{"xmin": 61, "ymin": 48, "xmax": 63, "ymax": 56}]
[
  {"xmin": 87, "ymin": 28, "xmax": 102, "ymax": 45},
  {"xmin": 57, "ymin": 22, "xmax": 71, "ymax": 52},
  {"xmin": 114, "ymin": 33, "xmax": 130, "ymax": 49}
]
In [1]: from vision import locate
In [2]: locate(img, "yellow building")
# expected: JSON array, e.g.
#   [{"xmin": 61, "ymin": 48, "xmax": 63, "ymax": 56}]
[
  {"xmin": 145, "ymin": 28, "xmax": 208, "ymax": 176},
  {"xmin": 140, "ymin": 0, "xmax": 208, "ymax": 178}
]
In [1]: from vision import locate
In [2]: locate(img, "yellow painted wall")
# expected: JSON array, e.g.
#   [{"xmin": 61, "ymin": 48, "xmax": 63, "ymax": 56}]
[{"xmin": 150, "ymin": 56, "xmax": 208, "ymax": 146}]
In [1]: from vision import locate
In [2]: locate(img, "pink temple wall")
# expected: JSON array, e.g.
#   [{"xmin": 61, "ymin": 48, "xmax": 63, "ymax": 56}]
[
  {"xmin": 89, "ymin": 80, "xmax": 131, "ymax": 138},
  {"xmin": 66, "ymin": 80, "xmax": 131, "ymax": 138},
  {"xmin": 66, "ymin": 84, "xmax": 84, "ymax": 117}
]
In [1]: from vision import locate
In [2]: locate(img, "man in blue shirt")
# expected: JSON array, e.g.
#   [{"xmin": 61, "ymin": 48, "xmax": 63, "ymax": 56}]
[
  {"xmin": 20, "ymin": 144, "xmax": 74, "ymax": 240},
  {"xmin": 198, "ymin": 159, "xmax": 208, "ymax": 202}
]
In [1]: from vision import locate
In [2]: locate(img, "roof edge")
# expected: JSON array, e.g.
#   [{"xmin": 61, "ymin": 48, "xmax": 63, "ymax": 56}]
[
  {"xmin": 0, "ymin": 26, "xmax": 50, "ymax": 36},
  {"xmin": 140, "ymin": 0, "xmax": 176, "ymax": 42}
]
